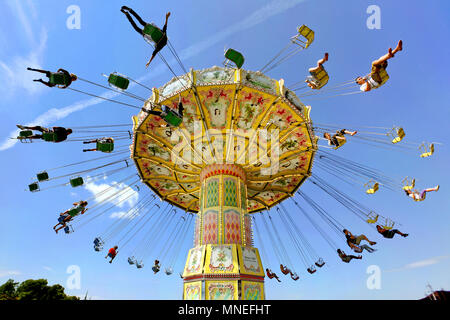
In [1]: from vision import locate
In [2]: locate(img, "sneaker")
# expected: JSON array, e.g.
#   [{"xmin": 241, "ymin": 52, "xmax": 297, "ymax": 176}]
[{"xmin": 16, "ymin": 124, "xmax": 25, "ymax": 130}]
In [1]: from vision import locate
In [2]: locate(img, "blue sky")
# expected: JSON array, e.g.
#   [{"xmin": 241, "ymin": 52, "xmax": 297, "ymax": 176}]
[{"xmin": 0, "ymin": 0, "xmax": 449, "ymax": 300}]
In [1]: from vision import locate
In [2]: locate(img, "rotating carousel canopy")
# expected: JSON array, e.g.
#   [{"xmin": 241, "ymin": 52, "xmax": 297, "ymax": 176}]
[{"xmin": 131, "ymin": 66, "xmax": 317, "ymax": 213}]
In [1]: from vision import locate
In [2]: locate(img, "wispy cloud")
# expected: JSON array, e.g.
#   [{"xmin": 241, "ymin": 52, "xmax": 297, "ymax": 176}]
[
  {"xmin": 385, "ymin": 255, "xmax": 450, "ymax": 273},
  {"xmin": 0, "ymin": 270, "xmax": 21, "ymax": 278},
  {"xmin": 0, "ymin": 0, "xmax": 307, "ymax": 151},
  {"xmin": 43, "ymin": 266, "xmax": 53, "ymax": 272},
  {"xmin": 84, "ymin": 180, "xmax": 139, "ymax": 211},
  {"xmin": 0, "ymin": 28, "xmax": 47, "ymax": 97},
  {"xmin": 1, "ymin": 0, "xmax": 47, "ymax": 99}
]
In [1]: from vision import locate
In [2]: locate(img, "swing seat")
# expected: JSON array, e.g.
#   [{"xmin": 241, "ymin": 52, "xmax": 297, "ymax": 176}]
[
  {"xmin": 161, "ymin": 106, "xmax": 183, "ymax": 127},
  {"xmin": 333, "ymin": 136, "xmax": 347, "ymax": 149},
  {"xmin": 94, "ymin": 246, "xmax": 102, "ymax": 252},
  {"xmin": 419, "ymin": 143, "xmax": 434, "ymax": 158},
  {"xmin": 292, "ymin": 25, "xmax": 314, "ymax": 49},
  {"xmin": 42, "ymin": 131, "xmax": 57, "ymax": 142},
  {"xmin": 365, "ymin": 182, "xmax": 379, "ymax": 194},
  {"xmin": 315, "ymin": 259, "xmax": 325, "ymax": 268},
  {"xmin": 37, "ymin": 171, "xmax": 49, "ymax": 182},
  {"xmin": 165, "ymin": 268, "xmax": 173, "ymax": 275},
  {"xmin": 308, "ymin": 66, "xmax": 329, "ymax": 89},
  {"xmin": 63, "ymin": 225, "xmax": 74, "ymax": 234},
  {"xmin": 136, "ymin": 262, "xmax": 144, "ymax": 269},
  {"xmin": 28, "ymin": 182, "xmax": 40, "ymax": 192},
  {"xmin": 108, "ymin": 73, "xmax": 130, "ymax": 90},
  {"xmin": 49, "ymin": 72, "xmax": 71, "ymax": 86},
  {"xmin": 19, "ymin": 130, "xmax": 33, "ymax": 138},
  {"xmin": 70, "ymin": 177, "xmax": 84, "ymax": 188},
  {"xmin": 377, "ymin": 68, "xmax": 389, "ymax": 86},
  {"xmin": 143, "ymin": 23, "xmax": 165, "ymax": 45},
  {"xmin": 96, "ymin": 140, "xmax": 114, "ymax": 153},
  {"xmin": 128, "ymin": 257, "xmax": 136, "ymax": 265},
  {"xmin": 307, "ymin": 267, "xmax": 316, "ymax": 274},
  {"xmin": 389, "ymin": 127, "xmax": 405, "ymax": 144},
  {"xmin": 224, "ymin": 48, "xmax": 245, "ymax": 69},
  {"xmin": 402, "ymin": 178, "xmax": 415, "ymax": 191},
  {"xmin": 366, "ymin": 213, "xmax": 379, "ymax": 224},
  {"xmin": 381, "ymin": 219, "xmax": 395, "ymax": 230},
  {"xmin": 291, "ymin": 273, "xmax": 300, "ymax": 281}
]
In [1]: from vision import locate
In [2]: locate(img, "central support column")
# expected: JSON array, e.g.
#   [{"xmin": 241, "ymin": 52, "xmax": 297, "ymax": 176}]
[{"xmin": 182, "ymin": 164, "xmax": 265, "ymax": 300}]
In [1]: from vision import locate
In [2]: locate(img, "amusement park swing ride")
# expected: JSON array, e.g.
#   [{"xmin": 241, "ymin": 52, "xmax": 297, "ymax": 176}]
[{"xmin": 15, "ymin": 11, "xmax": 440, "ymax": 300}]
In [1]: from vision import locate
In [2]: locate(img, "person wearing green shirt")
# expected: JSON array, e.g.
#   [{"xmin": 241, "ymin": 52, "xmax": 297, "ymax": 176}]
[
  {"xmin": 120, "ymin": 6, "xmax": 170, "ymax": 68},
  {"xmin": 27, "ymin": 67, "xmax": 77, "ymax": 88}
]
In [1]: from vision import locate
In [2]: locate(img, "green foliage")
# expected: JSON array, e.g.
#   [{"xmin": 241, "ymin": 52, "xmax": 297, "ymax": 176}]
[{"xmin": 0, "ymin": 278, "xmax": 80, "ymax": 300}]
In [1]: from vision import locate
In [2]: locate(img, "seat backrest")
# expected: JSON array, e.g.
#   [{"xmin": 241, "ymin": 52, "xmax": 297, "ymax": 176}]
[
  {"xmin": 296, "ymin": 25, "xmax": 314, "ymax": 48},
  {"xmin": 143, "ymin": 23, "xmax": 164, "ymax": 43},
  {"xmin": 108, "ymin": 73, "xmax": 130, "ymax": 90},
  {"xmin": 333, "ymin": 136, "xmax": 347, "ymax": 149},
  {"xmin": 225, "ymin": 48, "xmax": 245, "ymax": 69},
  {"xmin": 391, "ymin": 127, "xmax": 405, "ymax": 144}
]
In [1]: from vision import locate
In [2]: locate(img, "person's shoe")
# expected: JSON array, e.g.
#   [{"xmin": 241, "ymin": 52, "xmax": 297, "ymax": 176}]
[
  {"xmin": 121, "ymin": 6, "xmax": 131, "ymax": 12},
  {"xmin": 402, "ymin": 233, "xmax": 409, "ymax": 237},
  {"xmin": 397, "ymin": 40, "xmax": 403, "ymax": 51},
  {"xmin": 370, "ymin": 241, "xmax": 377, "ymax": 245},
  {"xmin": 83, "ymin": 149, "xmax": 88, "ymax": 152},
  {"xmin": 16, "ymin": 124, "xmax": 25, "ymax": 130},
  {"xmin": 324, "ymin": 52, "xmax": 329, "ymax": 61},
  {"xmin": 435, "ymin": 185, "xmax": 440, "ymax": 191}
]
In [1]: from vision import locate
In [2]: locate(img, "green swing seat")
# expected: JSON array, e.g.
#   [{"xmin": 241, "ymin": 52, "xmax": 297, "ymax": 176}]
[
  {"xmin": 70, "ymin": 177, "xmax": 84, "ymax": 188},
  {"xmin": 49, "ymin": 72, "xmax": 72, "ymax": 86},
  {"xmin": 108, "ymin": 73, "xmax": 130, "ymax": 90},
  {"xmin": 96, "ymin": 140, "xmax": 114, "ymax": 153},
  {"xmin": 162, "ymin": 110, "xmax": 183, "ymax": 127},
  {"xmin": 19, "ymin": 130, "xmax": 33, "ymax": 138},
  {"xmin": 37, "ymin": 171, "xmax": 49, "ymax": 182},
  {"xmin": 42, "ymin": 131, "xmax": 57, "ymax": 142},
  {"xmin": 224, "ymin": 48, "xmax": 245, "ymax": 69},
  {"xmin": 143, "ymin": 23, "xmax": 164, "ymax": 44},
  {"xmin": 28, "ymin": 182, "xmax": 39, "ymax": 192}
]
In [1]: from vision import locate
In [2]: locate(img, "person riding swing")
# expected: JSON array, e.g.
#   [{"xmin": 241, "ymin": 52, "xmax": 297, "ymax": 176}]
[
  {"xmin": 83, "ymin": 137, "xmax": 115, "ymax": 153},
  {"xmin": 152, "ymin": 260, "xmax": 161, "ymax": 274},
  {"xmin": 27, "ymin": 67, "xmax": 77, "ymax": 88},
  {"xmin": 147, "ymin": 93, "xmax": 184, "ymax": 127},
  {"xmin": 120, "ymin": 6, "xmax": 170, "ymax": 68},
  {"xmin": 376, "ymin": 225, "xmax": 409, "ymax": 239},
  {"xmin": 16, "ymin": 125, "xmax": 73, "ymax": 143},
  {"xmin": 53, "ymin": 201, "xmax": 88, "ymax": 233},
  {"xmin": 305, "ymin": 52, "xmax": 329, "ymax": 89},
  {"xmin": 266, "ymin": 268, "xmax": 281, "ymax": 282},
  {"xmin": 356, "ymin": 40, "xmax": 403, "ymax": 92},
  {"xmin": 323, "ymin": 129, "xmax": 357, "ymax": 148},
  {"xmin": 280, "ymin": 264, "xmax": 291, "ymax": 275}
]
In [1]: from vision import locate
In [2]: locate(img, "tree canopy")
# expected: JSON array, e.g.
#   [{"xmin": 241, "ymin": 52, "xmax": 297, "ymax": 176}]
[{"xmin": 0, "ymin": 278, "xmax": 79, "ymax": 300}]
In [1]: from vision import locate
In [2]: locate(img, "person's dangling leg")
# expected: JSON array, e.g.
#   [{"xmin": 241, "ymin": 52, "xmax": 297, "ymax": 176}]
[
  {"xmin": 121, "ymin": 10, "xmax": 144, "ymax": 35},
  {"xmin": 372, "ymin": 41, "xmax": 402, "ymax": 67},
  {"xmin": 126, "ymin": 7, "xmax": 148, "ymax": 27},
  {"xmin": 392, "ymin": 229, "xmax": 408, "ymax": 238},
  {"xmin": 33, "ymin": 79, "xmax": 53, "ymax": 87},
  {"xmin": 316, "ymin": 52, "xmax": 328, "ymax": 68},
  {"xmin": 83, "ymin": 148, "xmax": 97, "ymax": 152},
  {"xmin": 27, "ymin": 67, "xmax": 50, "ymax": 75}
]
